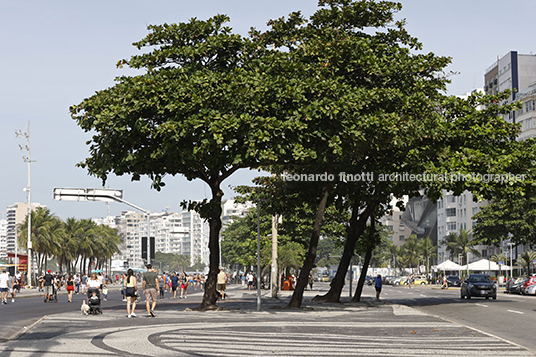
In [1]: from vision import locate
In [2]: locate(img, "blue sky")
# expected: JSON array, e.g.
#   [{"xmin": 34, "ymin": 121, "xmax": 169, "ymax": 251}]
[{"xmin": 1, "ymin": 0, "xmax": 535, "ymax": 220}]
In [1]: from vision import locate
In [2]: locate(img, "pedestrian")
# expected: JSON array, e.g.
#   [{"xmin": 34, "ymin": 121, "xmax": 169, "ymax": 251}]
[
  {"xmin": 158, "ymin": 274, "xmax": 165, "ymax": 299},
  {"xmin": 180, "ymin": 272, "xmax": 188, "ymax": 299},
  {"xmin": 375, "ymin": 274, "xmax": 383, "ymax": 301},
  {"xmin": 441, "ymin": 275, "xmax": 448, "ymax": 290},
  {"xmin": 143, "ymin": 264, "xmax": 159, "ymax": 317},
  {"xmin": 121, "ymin": 273, "xmax": 127, "ymax": 301},
  {"xmin": 124, "ymin": 268, "xmax": 138, "ymax": 318},
  {"xmin": 81, "ymin": 274, "xmax": 87, "ymax": 294},
  {"xmin": 42, "ymin": 270, "xmax": 55, "ymax": 303},
  {"xmin": 66, "ymin": 275, "xmax": 75, "ymax": 302},
  {"xmin": 74, "ymin": 274, "xmax": 80, "ymax": 294},
  {"xmin": 102, "ymin": 285, "xmax": 108, "ymax": 301},
  {"xmin": 241, "ymin": 274, "xmax": 245, "ymax": 287},
  {"xmin": 308, "ymin": 274, "xmax": 314, "ymax": 291},
  {"xmin": 247, "ymin": 272, "xmax": 254, "ymax": 290},
  {"xmin": 0, "ymin": 269, "xmax": 10, "ymax": 304},
  {"xmin": 10, "ymin": 273, "xmax": 20, "ymax": 302},
  {"xmin": 170, "ymin": 272, "xmax": 179, "ymax": 299},
  {"xmin": 217, "ymin": 268, "xmax": 227, "ymax": 300}
]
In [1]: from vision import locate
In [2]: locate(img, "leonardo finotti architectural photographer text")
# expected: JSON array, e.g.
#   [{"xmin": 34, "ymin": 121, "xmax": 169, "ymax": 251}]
[{"xmin": 281, "ymin": 172, "xmax": 526, "ymax": 184}]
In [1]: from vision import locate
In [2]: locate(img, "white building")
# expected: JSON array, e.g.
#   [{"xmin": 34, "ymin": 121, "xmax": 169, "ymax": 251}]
[
  {"xmin": 484, "ymin": 51, "xmax": 536, "ymax": 123},
  {"xmin": 0, "ymin": 216, "xmax": 7, "ymax": 260},
  {"xmin": 436, "ymin": 192, "xmax": 489, "ymax": 265},
  {"xmin": 379, "ymin": 196, "xmax": 411, "ymax": 246},
  {"xmin": 515, "ymin": 81, "xmax": 536, "ymax": 141},
  {"xmin": 111, "ymin": 199, "xmax": 253, "ymax": 269},
  {"xmin": 5, "ymin": 202, "xmax": 44, "ymax": 255}
]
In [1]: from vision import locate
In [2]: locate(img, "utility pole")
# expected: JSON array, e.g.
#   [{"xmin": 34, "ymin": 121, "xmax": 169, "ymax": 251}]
[
  {"xmin": 271, "ymin": 214, "xmax": 279, "ymax": 298},
  {"xmin": 16, "ymin": 122, "xmax": 35, "ymax": 287}
]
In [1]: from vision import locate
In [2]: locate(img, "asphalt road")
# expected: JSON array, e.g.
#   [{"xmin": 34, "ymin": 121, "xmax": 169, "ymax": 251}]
[
  {"xmin": 2, "ymin": 282, "xmax": 536, "ymax": 354},
  {"xmin": 1, "ymin": 283, "xmax": 533, "ymax": 356},
  {"xmin": 376, "ymin": 283, "xmax": 536, "ymax": 353},
  {"xmin": 0, "ymin": 284, "xmax": 206, "ymax": 341}
]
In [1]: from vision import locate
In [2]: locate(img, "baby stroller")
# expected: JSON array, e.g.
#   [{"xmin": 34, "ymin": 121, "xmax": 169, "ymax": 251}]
[
  {"xmin": 87, "ymin": 288, "xmax": 103, "ymax": 315},
  {"xmin": 44, "ymin": 284, "xmax": 58, "ymax": 303}
]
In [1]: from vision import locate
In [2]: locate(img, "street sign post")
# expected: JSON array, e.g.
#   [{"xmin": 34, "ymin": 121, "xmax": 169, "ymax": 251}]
[{"xmin": 53, "ymin": 187, "xmax": 152, "ymax": 264}]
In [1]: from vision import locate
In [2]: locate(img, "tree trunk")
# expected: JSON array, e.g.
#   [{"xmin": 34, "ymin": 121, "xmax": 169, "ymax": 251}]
[
  {"xmin": 313, "ymin": 201, "xmax": 374, "ymax": 303},
  {"xmin": 196, "ymin": 183, "xmax": 224, "ymax": 310},
  {"xmin": 287, "ymin": 183, "xmax": 331, "ymax": 308},
  {"xmin": 352, "ymin": 219, "xmax": 375, "ymax": 302}
]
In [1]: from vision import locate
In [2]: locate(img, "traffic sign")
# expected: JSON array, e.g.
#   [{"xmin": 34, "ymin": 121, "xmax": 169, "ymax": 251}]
[{"xmin": 53, "ymin": 188, "xmax": 123, "ymax": 202}]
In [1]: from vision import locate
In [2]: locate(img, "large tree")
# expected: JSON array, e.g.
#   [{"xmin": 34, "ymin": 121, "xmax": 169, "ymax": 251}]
[{"xmin": 70, "ymin": 14, "xmax": 313, "ymax": 309}]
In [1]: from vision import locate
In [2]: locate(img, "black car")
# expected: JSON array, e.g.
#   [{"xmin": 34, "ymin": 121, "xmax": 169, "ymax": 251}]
[
  {"xmin": 507, "ymin": 277, "xmax": 529, "ymax": 294},
  {"xmin": 446, "ymin": 275, "xmax": 461, "ymax": 287},
  {"xmin": 461, "ymin": 274, "xmax": 497, "ymax": 300}
]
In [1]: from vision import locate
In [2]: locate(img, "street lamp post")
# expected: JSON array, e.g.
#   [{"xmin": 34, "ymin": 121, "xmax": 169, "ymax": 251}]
[
  {"xmin": 53, "ymin": 188, "xmax": 152, "ymax": 266},
  {"xmin": 256, "ymin": 203, "xmax": 261, "ymax": 311},
  {"xmin": 16, "ymin": 122, "xmax": 35, "ymax": 287}
]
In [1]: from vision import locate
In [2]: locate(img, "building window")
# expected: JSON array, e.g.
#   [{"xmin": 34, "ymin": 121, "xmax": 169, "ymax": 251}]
[
  {"xmin": 437, "ymin": 200, "xmax": 443, "ymax": 209},
  {"xmin": 447, "ymin": 195, "xmax": 456, "ymax": 203},
  {"xmin": 399, "ymin": 225, "xmax": 405, "ymax": 231},
  {"xmin": 399, "ymin": 235, "xmax": 405, "ymax": 241},
  {"xmin": 447, "ymin": 222, "xmax": 457, "ymax": 231},
  {"xmin": 472, "ymin": 207, "xmax": 479, "ymax": 215},
  {"xmin": 526, "ymin": 118, "xmax": 533, "ymax": 130},
  {"xmin": 446, "ymin": 208, "xmax": 456, "ymax": 217}
]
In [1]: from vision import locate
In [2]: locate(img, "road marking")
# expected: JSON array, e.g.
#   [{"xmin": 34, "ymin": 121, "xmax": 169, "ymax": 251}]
[
  {"xmin": 419, "ymin": 294, "xmax": 427, "ymax": 297},
  {"xmin": 475, "ymin": 303, "xmax": 488, "ymax": 308},
  {"xmin": 507, "ymin": 309, "xmax": 524, "ymax": 314}
]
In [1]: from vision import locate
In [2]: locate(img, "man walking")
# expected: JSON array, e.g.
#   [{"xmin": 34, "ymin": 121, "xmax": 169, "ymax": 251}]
[
  {"xmin": 0, "ymin": 269, "xmax": 10, "ymax": 304},
  {"xmin": 42, "ymin": 270, "xmax": 55, "ymax": 303},
  {"xmin": 217, "ymin": 268, "xmax": 227, "ymax": 300},
  {"xmin": 142, "ymin": 265, "xmax": 159, "ymax": 317},
  {"xmin": 375, "ymin": 274, "xmax": 383, "ymax": 301}
]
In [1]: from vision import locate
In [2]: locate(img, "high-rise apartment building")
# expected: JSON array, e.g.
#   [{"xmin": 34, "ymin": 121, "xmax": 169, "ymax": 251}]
[
  {"xmin": 0, "ymin": 216, "xmax": 7, "ymax": 260},
  {"xmin": 484, "ymin": 51, "xmax": 536, "ymax": 123},
  {"xmin": 5, "ymin": 202, "xmax": 44, "ymax": 255}
]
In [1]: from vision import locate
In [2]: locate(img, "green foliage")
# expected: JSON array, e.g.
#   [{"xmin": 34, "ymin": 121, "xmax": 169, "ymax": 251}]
[
  {"xmin": 153, "ymin": 252, "xmax": 191, "ymax": 272},
  {"xmin": 18, "ymin": 208, "xmax": 122, "ymax": 274},
  {"xmin": 474, "ymin": 197, "xmax": 536, "ymax": 247},
  {"xmin": 189, "ymin": 256, "xmax": 206, "ymax": 271},
  {"xmin": 441, "ymin": 229, "xmax": 481, "ymax": 265},
  {"xmin": 220, "ymin": 209, "xmax": 308, "ymax": 271}
]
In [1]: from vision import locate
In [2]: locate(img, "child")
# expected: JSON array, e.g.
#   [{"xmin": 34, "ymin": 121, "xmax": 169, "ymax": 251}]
[{"xmin": 102, "ymin": 285, "xmax": 108, "ymax": 301}]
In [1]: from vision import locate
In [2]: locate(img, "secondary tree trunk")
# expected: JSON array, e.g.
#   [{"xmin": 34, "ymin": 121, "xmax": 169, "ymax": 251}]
[
  {"xmin": 287, "ymin": 183, "xmax": 331, "ymax": 308},
  {"xmin": 196, "ymin": 183, "xmax": 224, "ymax": 310},
  {"xmin": 313, "ymin": 201, "xmax": 374, "ymax": 303},
  {"xmin": 352, "ymin": 219, "xmax": 375, "ymax": 302}
]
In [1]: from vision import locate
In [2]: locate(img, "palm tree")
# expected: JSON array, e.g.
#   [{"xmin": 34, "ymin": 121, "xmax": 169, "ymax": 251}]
[
  {"xmin": 418, "ymin": 236, "xmax": 437, "ymax": 274},
  {"xmin": 18, "ymin": 207, "xmax": 62, "ymax": 274},
  {"xmin": 441, "ymin": 229, "xmax": 480, "ymax": 265},
  {"xmin": 516, "ymin": 251, "xmax": 536, "ymax": 275},
  {"xmin": 402, "ymin": 235, "xmax": 420, "ymax": 270}
]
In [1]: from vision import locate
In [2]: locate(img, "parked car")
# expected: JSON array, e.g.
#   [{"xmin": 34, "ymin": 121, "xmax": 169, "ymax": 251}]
[
  {"xmin": 507, "ymin": 277, "xmax": 528, "ymax": 294},
  {"xmin": 461, "ymin": 274, "xmax": 497, "ymax": 300},
  {"xmin": 524, "ymin": 284, "xmax": 536, "ymax": 296},
  {"xmin": 320, "ymin": 273, "xmax": 330, "ymax": 282},
  {"xmin": 392, "ymin": 276, "xmax": 408, "ymax": 286},
  {"xmin": 383, "ymin": 276, "xmax": 397, "ymax": 285},
  {"xmin": 413, "ymin": 275, "xmax": 429, "ymax": 285},
  {"xmin": 521, "ymin": 276, "xmax": 536, "ymax": 295},
  {"xmin": 446, "ymin": 275, "xmax": 461, "ymax": 287}
]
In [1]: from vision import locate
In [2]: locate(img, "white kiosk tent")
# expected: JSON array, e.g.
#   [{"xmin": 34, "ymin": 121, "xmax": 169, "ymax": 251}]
[{"xmin": 436, "ymin": 259, "xmax": 462, "ymax": 271}]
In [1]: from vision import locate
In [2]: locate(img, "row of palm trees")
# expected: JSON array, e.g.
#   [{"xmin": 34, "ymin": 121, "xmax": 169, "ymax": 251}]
[
  {"xmin": 441, "ymin": 228, "xmax": 536, "ymax": 275},
  {"xmin": 18, "ymin": 207, "xmax": 121, "ymax": 275},
  {"xmin": 374, "ymin": 235, "xmax": 437, "ymax": 274}
]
